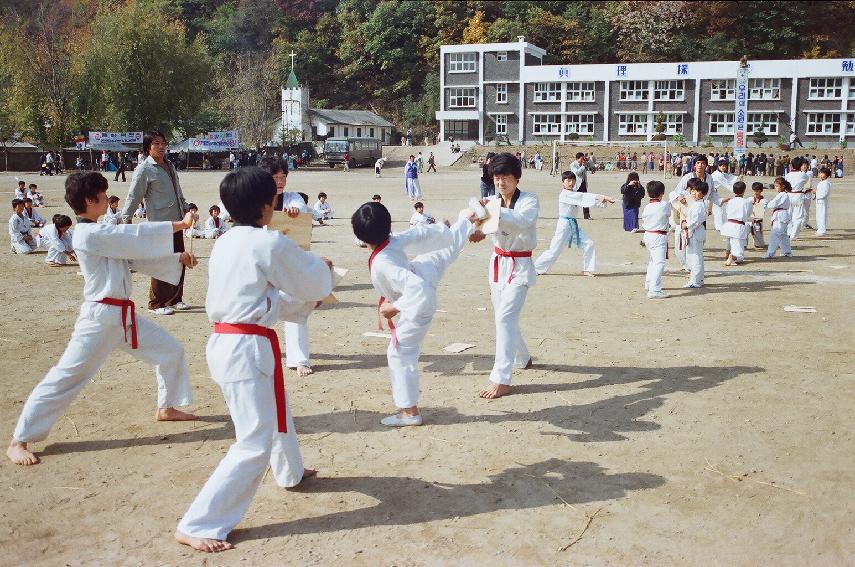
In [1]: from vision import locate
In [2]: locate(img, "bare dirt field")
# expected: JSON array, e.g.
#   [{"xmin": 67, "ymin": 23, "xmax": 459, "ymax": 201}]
[{"xmin": 1, "ymin": 163, "xmax": 853, "ymax": 566}]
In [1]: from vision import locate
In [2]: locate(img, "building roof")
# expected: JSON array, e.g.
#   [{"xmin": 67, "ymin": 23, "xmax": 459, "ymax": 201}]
[
  {"xmin": 285, "ymin": 69, "xmax": 300, "ymax": 89},
  {"xmin": 309, "ymin": 108, "xmax": 393, "ymax": 127}
]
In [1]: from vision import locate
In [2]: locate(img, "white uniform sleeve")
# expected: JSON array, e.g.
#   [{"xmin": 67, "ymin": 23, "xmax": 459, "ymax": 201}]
[
  {"xmin": 129, "ymin": 253, "xmax": 184, "ymax": 285},
  {"xmin": 561, "ymin": 191, "xmax": 605, "ymax": 208},
  {"xmin": 394, "ymin": 223, "xmax": 453, "ymax": 256},
  {"xmin": 74, "ymin": 221, "xmax": 175, "ymax": 260},
  {"xmin": 385, "ymin": 265, "xmax": 432, "ymax": 316},
  {"xmin": 498, "ymin": 194, "xmax": 539, "ymax": 232},
  {"xmin": 276, "ymin": 291, "xmax": 316, "ymax": 324},
  {"xmin": 265, "ymin": 235, "xmax": 332, "ymax": 303}
]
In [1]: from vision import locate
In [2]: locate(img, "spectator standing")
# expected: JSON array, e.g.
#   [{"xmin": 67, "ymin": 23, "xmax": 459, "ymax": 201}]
[
  {"xmin": 480, "ymin": 152, "xmax": 496, "ymax": 198},
  {"xmin": 114, "ymin": 153, "xmax": 128, "ymax": 182}
]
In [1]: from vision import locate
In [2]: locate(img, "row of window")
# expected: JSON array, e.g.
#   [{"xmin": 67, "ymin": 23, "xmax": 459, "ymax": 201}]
[
  {"xmin": 328, "ymin": 126, "xmax": 380, "ymax": 138},
  {"xmin": 529, "ymin": 114, "xmax": 683, "ymax": 136}
]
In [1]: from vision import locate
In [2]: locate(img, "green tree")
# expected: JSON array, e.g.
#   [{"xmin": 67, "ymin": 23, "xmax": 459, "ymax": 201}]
[
  {"xmin": 216, "ymin": 51, "xmax": 282, "ymax": 149},
  {"xmin": 77, "ymin": 0, "xmax": 213, "ymax": 137}
]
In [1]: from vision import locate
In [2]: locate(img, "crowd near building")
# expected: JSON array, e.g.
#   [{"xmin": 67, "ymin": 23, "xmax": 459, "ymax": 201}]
[{"xmin": 435, "ymin": 37, "xmax": 855, "ymax": 148}]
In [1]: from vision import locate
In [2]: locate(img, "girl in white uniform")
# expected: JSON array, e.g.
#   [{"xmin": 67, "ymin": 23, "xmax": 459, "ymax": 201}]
[
  {"xmin": 641, "ymin": 180, "xmax": 672, "ymax": 299},
  {"xmin": 719, "ymin": 181, "xmax": 753, "ymax": 265},
  {"xmin": 814, "ymin": 167, "xmax": 832, "ymax": 236},
  {"xmin": 353, "ymin": 200, "xmax": 477, "ymax": 426},
  {"xmin": 40, "ymin": 214, "xmax": 77, "ymax": 265},
  {"xmin": 7, "ymin": 172, "xmax": 198, "ymax": 467},
  {"xmin": 682, "ymin": 179, "xmax": 708, "ymax": 288},
  {"xmin": 762, "ymin": 177, "xmax": 793, "ymax": 259},
  {"xmin": 176, "ymin": 167, "xmax": 332, "ymax": 553},
  {"xmin": 534, "ymin": 170, "xmax": 614, "ymax": 276}
]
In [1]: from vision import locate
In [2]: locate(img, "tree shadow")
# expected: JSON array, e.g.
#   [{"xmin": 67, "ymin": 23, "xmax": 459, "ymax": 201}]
[{"xmin": 231, "ymin": 458, "xmax": 665, "ymax": 541}]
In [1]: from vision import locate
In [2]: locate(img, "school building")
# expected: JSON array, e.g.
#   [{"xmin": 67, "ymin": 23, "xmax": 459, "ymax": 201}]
[{"xmin": 435, "ymin": 37, "xmax": 855, "ymax": 148}]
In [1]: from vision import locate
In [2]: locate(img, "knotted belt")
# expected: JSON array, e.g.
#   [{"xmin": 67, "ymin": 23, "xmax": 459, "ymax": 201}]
[
  {"xmin": 368, "ymin": 238, "xmax": 398, "ymax": 349},
  {"xmin": 212, "ymin": 323, "xmax": 287, "ymax": 433},
  {"xmin": 645, "ymin": 230, "xmax": 669, "ymax": 259},
  {"xmin": 97, "ymin": 298, "xmax": 138, "ymax": 349},
  {"xmin": 493, "ymin": 246, "xmax": 532, "ymax": 283},
  {"xmin": 772, "ymin": 207, "xmax": 787, "ymax": 227},
  {"xmin": 560, "ymin": 216, "xmax": 581, "ymax": 248}
]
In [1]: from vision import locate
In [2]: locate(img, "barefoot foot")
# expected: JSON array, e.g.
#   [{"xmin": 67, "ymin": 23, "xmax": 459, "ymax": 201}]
[
  {"xmin": 295, "ymin": 365, "xmax": 313, "ymax": 377},
  {"xmin": 479, "ymin": 383, "xmax": 512, "ymax": 399},
  {"xmin": 156, "ymin": 408, "xmax": 198, "ymax": 421},
  {"xmin": 7, "ymin": 441, "xmax": 39, "ymax": 465},
  {"xmin": 303, "ymin": 468, "xmax": 317, "ymax": 480},
  {"xmin": 174, "ymin": 530, "xmax": 233, "ymax": 553}
]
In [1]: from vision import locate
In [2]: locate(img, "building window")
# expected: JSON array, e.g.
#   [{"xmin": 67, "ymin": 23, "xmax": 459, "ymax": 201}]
[
  {"xmin": 496, "ymin": 83, "xmax": 508, "ymax": 104},
  {"xmin": 846, "ymin": 113, "xmax": 855, "ymax": 135},
  {"xmin": 748, "ymin": 78, "xmax": 780, "ymax": 100},
  {"xmin": 495, "ymin": 115, "xmax": 507, "ymax": 135},
  {"xmin": 654, "ymin": 80, "xmax": 684, "ymax": 101},
  {"xmin": 808, "ymin": 78, "xmax": 842, "ymax": 99},
  {"xmin": 534, "ymin": 82, "xmax": 561, "ymax": 102},
  {"xmin": 328, "ymin": 126, "xmax": 334, "ymax": 137},
  {"xmin": 806, "ymin": 112, "xmax": 841, "ymax": 134},
  {"xmin": 662, "ymin": 113, "xmax": 684, "ymax": 134},
  {"xmin": 566, "ymin": 82, "xmax": 595, "ymax": 102},
  {"xmin": 448, "ymin": 52, "xmax": 477, "ymax": 73},
  {"xmin": 343, "ymin": 126, "xmax": 349, "ymax": 137},
  {"xmin": 532, "ymin": 114, "xmax": 561, "ymax": 135},
  {"xmin": 497, "ymin": 51, "xmax": 508, "ymax": 62},
  {"xmin": 708, "ymin": 112, "xmax": 734, "ymax": 135},
  {"xmin": 746, "ymin": 113, "xmax": 779, "ymax": 135},
  {"xmin": 849, "ymin": 82, "xmax": 855, "ymax": 100},
  {"xmin": 618, "ymin": 114, "xmax": 648, "ymax": 135},
  {"xmin": 710, "ymin": 79, "xmax": 735, "ymax": 100},
  {"xmin": 619, "ymin": 81, "xmax": 648, "ymax": 101},
  {"xmin": 564, "ymin": 114, "xmax": 595, "ymax": 135},
  {"xmin": 356, "ymin": 127, "xmax": 362, "ymax": 137},
  {"xmin": 369, "ymin": 127, "xmax": 375, "ymax": 137},
  {"xmin": 449, "ymin": 87, "xmax": 476, "ymax": 108}
]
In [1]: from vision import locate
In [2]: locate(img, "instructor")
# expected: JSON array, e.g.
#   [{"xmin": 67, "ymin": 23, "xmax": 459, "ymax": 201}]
[{"xmin": 122, "ymin": 131, "xmax": 189, "ymax": 315}]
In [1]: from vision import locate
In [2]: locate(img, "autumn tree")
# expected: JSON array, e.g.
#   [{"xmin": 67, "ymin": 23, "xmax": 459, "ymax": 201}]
[
  {"xmin": 216, "ymin": 51, "xmax": 282, "ymax": 149},
  {"xmin": 463, "ymin": 10, "xmax": 488, "ymax": 44}
]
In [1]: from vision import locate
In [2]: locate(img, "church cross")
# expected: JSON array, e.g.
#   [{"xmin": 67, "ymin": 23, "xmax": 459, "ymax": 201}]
[{"xmin": 289, "ymin": 51, "xmax": 296, "ymax": 72}]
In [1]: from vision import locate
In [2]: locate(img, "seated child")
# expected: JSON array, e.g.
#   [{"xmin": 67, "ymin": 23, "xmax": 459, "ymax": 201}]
[
  {"xmin": 184, "ymin": 203, "xmax": 204, "ymax": 238},
  {"xmin": 313, "ymin": 192, "xmax": 334, "ymax": 220},
  {"xmin": 641, "ymin": 181, "xmax": 672, "ymax": 299},
  {"xmin": 14, "ymin": 180, "xmax": 27, "ymax": 200},
  {"xmin": 814, "ymin": 167, "xmax": 831, "ymax": 236},
  {"xmin": 352, "ymin": 200, "xmax": 480, "ymax": 426},
  {"xmin": 534, "ymin": 170, "xmax": 614, "ymax": 276},
  {"xmin": 175, "ymin": 167, "xmax": 332, "ymax": 552},
  {"xmin": 720, "ymin": 181, "xmax": 752, "ymax": 265},
  {"xmin": 749, "ymin": 182, "xmax": 767, "ymax": 248},
  {"xmin": 134, "ymin": 202, "xmax": 146, "ymax": 219},
  {"xmin": 9, "ymin": 199, "xmax": 36, "ymax": 254},
  {"xmin": 41, "ymin": 214, "xmax": 77, "ymax": 266},
  {"xmin": 762, "ymin": 178, "xmax": 792, "ymax": 259},
  {"xmin": 409, "ymin": 202, "xmax": 436, "ymax": 226},
  {"xmin": 204, "ymin": 205, "xmax": 228, "ymax": 239},
  {"xmin": 682, "ymin": 180, "xmax": 708, "ymax": 288},
  {"xmin": 27, "ymin": 184, "xmax": 44, "ymax": 207},
  {"xmin": 22, "ymin": 198, "xmax": 45, "ymax": 228},
  {"xmin": 101, "ymin": 195, "xmax": 122, "ymax": 225}
]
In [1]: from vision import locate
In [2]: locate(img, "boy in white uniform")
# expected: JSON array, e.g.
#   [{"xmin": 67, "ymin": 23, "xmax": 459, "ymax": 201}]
[
  {"xmin": 204, "ymin": 205, "xmax": 228, "ymax": 239},
  {"xmin": 534, "ymin": 170, "xmax": 614, "ymax": 276},
  {"xmin": 641, "ymin": 181, "xmax": 672, "ymax": 298},
  {"xmin": 719, "ymin": 181, "xmax": 753, "ymax": 265},
  {"xmin": 175, "ymin": 167, "xmax": 332, "ymax": 553},
  {"xmin": 800, "ymin": 159, "xmax": 815, "ymax": 229},
  {"xmin": 762, "ymin": 177, "xmax": 793, "ymax": 259},
  {"xmin": 101, "ymin": 195, "xmax": 123, "ymax": 225},
  {"xmin": 748, "ymin": 182, "xmax": 767, "ymax": 248},
  {"xmin": 814, "ymin": 167, "xmax": 831, "ymax": 236},
  {"xmin": 353, "ymin": 200, "xmax": 477, "ymax": 425},
  {"xmin": 785, "ymin": 157, "xmax": 811, "ymax": 240},
  {"xmin": 27, "ymin": 183, "xmax": 45, "ymax": 207},
  {"xmin": 409, "ymin": 201, "xmax": 436, "ymax": 226},
  {"xmin": 41, "ymin": 214, "xmax": 77, "ymax": 266},
  {"xmin": 22, "ymin": 198, "xmax": 45, "ymax": 228},
  {"xmin": 669, "ymin": 155, "xmax": 715, "ymax": 267},
  {"xmin": 14, "ymin": 179, "xmax": 27, "ymax": 200},
  {"xmin": 710, "ymin": 156, "xmax": 738, "ymax": 234},
  {"xmin": 469, "ymin": 153, "xmax": 539, "ymax": 399},
  {"xmin": 7, "ymin": 172, "xmax": 198, "ymax": 467},
  {"xmin": 9, "ymin": 199, "xmax": 36, "ymax": 254},
  {"xmin": 313, "ymin": 192, "xmax": 334, "ymax": 220},
  {"xmin": 183, "ymin": 203, "xmax": 205, "ymax": 238},
  {"xmin": 682, "ymin": 179, "xmax": 708, "ymax": 288}
]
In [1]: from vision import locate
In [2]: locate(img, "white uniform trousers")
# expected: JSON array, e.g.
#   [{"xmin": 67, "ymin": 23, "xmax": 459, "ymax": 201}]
[
  {"xmin": 815, "ymin": 199, "xmax": 828, "ymax": 235},
  {"xmin": 727, "ymin": 236, "xmax": 746, "ymax": 261},
  {"xmin": 673, "ymin": 229, "xmax": 688, "ymax": 269},
  {"xmin": 13, "ymin": 302, "xmax": 192, "ymax": 443},
  {"xmin": 685, "ymin": 230, "xmax": 705, "ymax": 286},
  {"xmin": 11, "ymin": 241, "xmax": 35, "ymax": 254},
  {"xmin": 764, "ymin": 222, "xmax": 792, "ymax": 257},
  {"xmin": 489, "ymin": 283, "xmax": 530, "ymax": 385},
  {"xmin": 177, "ymin": 375, "xmax": 302, "ymax": 541},
  {"xmin": 643, "ymin": 232, "xmax": 668, "ymax": 292},
  {"xmin": 284, "ymin": 321, "xmax": 310, "ymax": 368},
  {"xmin": 405, "ymin": 178, "xmax": 422, "ymax": 199},
  {"xmin": 387, "ymin": 218, "xmax": 473, "ymax": 407},
  {"xmin": 533, "ymin": 217, "xmax": 596, "ymax": 274},
  {"xmin": 45, "ymin": 243, "xmax": 70, "ymax": 264},
  {"xmin": 803, "ymin": 198, "xmax": 812, "ymax": 225},
  {"xmin": 787, "ymin": 210, "xmax": 805, "ymax": 240}
]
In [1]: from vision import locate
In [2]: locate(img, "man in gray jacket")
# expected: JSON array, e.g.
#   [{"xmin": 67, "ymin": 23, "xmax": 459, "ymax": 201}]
[{"xmin": 121, "ymin": 131, "xmax": 189, "ymax": 315}]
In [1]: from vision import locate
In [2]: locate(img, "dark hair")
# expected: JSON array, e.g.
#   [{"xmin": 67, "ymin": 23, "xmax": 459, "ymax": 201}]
[
  {"xmin": 626, "ymin": 172, "xmax": 639, "ymax": 183},
  {"xmin": 414, "ymin": 201, "xmax": 423, "ymax": 209},
  {"xmin": 686, "ymin": 177, "xmax": 703, "ymax": 190},
  {"xmin": 351, "ymin": 201, "xmax": 391, "ymax": 246},
  {"xmin": 28, "ymin": 183, "xmax": 37, "ymax": 188},
  {"xmin": 790, "ymin": 156, "xmax": 802, "ymax": 169},
  {"xmin": 732, "ymin": 181, "xmax": 746, "ymax": 195},
  {"xmin": 65, "ymin": 172, "xmax": 108, "ymax": 214},
  {"xmin": 53, "ymin": 214, "xmax": 72, "ymax": 230},
  {"xmin": 259, "ymin": 156, "xmax": 289, "ymax": 176},
  {"xmin": 17, "ymin": 180, "xmax": 25, "ymax": 185},
  {"xmin": 751, "ymin": 182, "xmax": 764, "ymax": 191},
  {"xmin": 187, "ymin": 202, "xmax": 197, "ymax": 210},
  {"xmin": 297, "ymin": 192, "xmax": 309, "ymax": 204},
  {"xmin": 372, "ymin": 194, "xmax": 382, "ymax": 201},
  {"xmin": 219, "ymin": 167, "xmax": 276, "ymax": 226},
  {"xmin": 11, "ymin": 198, "xmax": 23, "ymax": 208},
  {"xmin": 646, "ymin": 180, "xmax": 665, "ymax": 198},
  {"xmin": 486, "ymin": 152, "xmax": 496, "ymax": 161},
  {"xmin": 561, "ymin": 170, "xmax": 577, "ymax": 182},
  {"xmin": 575, "ymin": 152, "xmax": 585, "ymax": 159},
  {"xmin": 694, "ymin": 181, "xmax": 709, "ymax": 196},
  {"xmin": 694, "ymin": 154, "xmax": 708, "ymax": 165},
  {"xmin": 22, "ymin": 197, "xmax": 32, "ymax": 204},
  {"xmin": 209, "ymin": 205, "xmax": 220, "ymax": 214},
  {"xmin": 142, "ymin": 131, "xmax": 167, "ymax": 157},
  {"xmin": 489, "ymin": 152, "xmax": 522, "ymax": 179},
  {"xmin": 108, "ymin": 195, "xmax": 120, "ymax": 203},
  {"xmin": 819, "ymin": 167, "xmax": 831, "ymax": 177},
  {"xmin": 318, "ymin": 192, "xmax": 327, "ymax": 199}
]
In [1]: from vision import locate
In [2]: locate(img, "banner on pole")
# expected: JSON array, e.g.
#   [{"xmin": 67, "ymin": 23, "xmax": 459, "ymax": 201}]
[
  {"xmin": 205, "ymin": 130, "xmax": 239, "ymax": 149},
  {"xmin": 733, "ymin": 67, "xmax": 749, "ymax": 156},
  {"xmin": 89, "ymin": 131, "xmax": 143, "ymax": 148}
]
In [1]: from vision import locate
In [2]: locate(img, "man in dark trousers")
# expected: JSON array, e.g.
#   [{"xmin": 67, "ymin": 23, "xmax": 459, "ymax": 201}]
[
  {"xmin": 114, "ymin": 152, "xmax": 127, "ymax": 182},
  {"xmin": 121, "ymin": 131, "xmax": 189, "ymax": 315},
  {"xmin": 570, "ymin": 152, "xmax": 592, "ymax": 219}
]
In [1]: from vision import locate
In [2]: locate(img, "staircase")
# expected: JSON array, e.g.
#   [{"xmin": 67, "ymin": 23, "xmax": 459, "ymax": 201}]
[{"xmin": 382, "ymin": 141, "xmax": 477, "ymax": 168}]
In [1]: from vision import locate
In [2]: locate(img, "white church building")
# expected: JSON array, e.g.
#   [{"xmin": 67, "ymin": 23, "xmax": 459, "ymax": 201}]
[{"xmin": 273, "ymin": 58, "xmax": 394, "ymax": 145}]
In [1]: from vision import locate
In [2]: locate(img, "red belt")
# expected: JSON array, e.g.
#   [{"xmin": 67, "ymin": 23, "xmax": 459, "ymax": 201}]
[
  {"xmin": 212, "ymin": 323, "xmax": 287, "ymax": 433},
  {"xmin": 727, "ymin": 219, "xmax": 745, "ymax": 225},
  {"xmin": 97, "ymin": 298, "xmax": 137, "ymax": 349},
  {"xmin": 493, "ymin": 247, "xmax": 532, "ymax": 283},
  {"xmin": 645, "ymin": 230, "xmax": 669, "ymax": 259}
]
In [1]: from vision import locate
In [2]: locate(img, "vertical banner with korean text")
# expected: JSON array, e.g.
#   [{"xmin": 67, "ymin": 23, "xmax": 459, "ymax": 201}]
[{"xmin": 733, "ymin": 67, "xmax": 749, "ymax": 156}]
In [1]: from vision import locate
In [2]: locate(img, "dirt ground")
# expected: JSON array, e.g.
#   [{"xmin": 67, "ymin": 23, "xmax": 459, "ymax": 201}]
[{"xmin": 1, "ymin": 163, "xmax": 853, "ymax": 566}]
